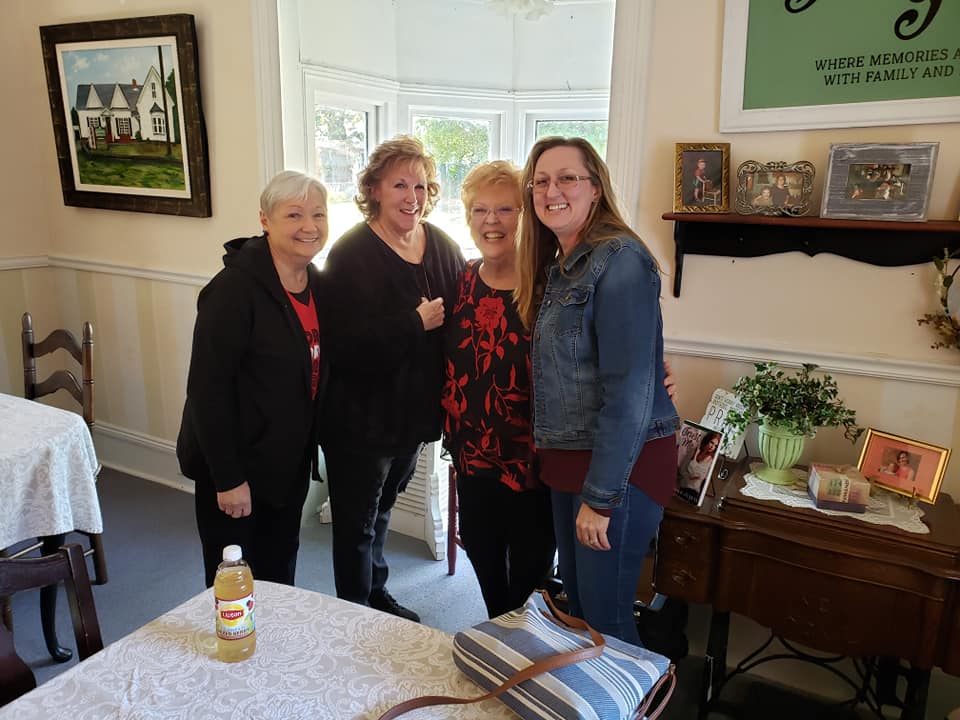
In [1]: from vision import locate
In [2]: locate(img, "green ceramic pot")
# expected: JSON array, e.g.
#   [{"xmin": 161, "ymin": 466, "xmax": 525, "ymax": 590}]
[{"xmin": 756, "ymin": 422, "xmax": 806, "ymax": 485}]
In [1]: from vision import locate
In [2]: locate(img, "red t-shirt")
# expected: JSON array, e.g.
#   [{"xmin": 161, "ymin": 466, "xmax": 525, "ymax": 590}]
[{"xmin": 287, "ymin": 290, "xmax": 321, "ymax": 399}]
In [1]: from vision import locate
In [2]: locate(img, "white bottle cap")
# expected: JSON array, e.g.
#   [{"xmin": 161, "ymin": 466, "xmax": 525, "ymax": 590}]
[{"xmin": 222, "ymin": 544, "xmax": 242, "ymax": 562}]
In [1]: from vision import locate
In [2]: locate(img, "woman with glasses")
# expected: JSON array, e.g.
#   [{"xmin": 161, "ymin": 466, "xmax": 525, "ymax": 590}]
[
  {"xmin": 443, "ymin": 158, "xmax": 676, "ymax": 621},
  {"xmin": 320, "ymin": 136, "xmax": 464, "ymax": 622},
  {"xmin": 441, "ymin": 161, "xmax": 555, "ymax": 618},
  {"xmin": 515, "ymin": 137, "xmax": 680, "ymax": 645}
]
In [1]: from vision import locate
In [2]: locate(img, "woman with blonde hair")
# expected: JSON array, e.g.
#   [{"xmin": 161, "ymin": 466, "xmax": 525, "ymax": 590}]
[
  {"xmin": 442, "ymin": 160, "xmax": 555, "ymax": 618},
  {"xmin": 320, "ymin": 135, "xmax": 464, "ymax": 622},
  {"xmin": 516, "ymin": 137, "xmax": 679, "ymax": 644}
]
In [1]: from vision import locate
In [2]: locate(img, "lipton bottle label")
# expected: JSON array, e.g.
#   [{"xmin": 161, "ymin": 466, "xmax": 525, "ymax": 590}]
[{"xmin": 215, "ymin": 593, "xmax": 255, "ymax": 641}]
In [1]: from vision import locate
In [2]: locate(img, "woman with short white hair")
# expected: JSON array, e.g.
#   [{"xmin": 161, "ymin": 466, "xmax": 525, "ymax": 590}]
[{"xmin": 178, "ymin": 170, "xmax": 329, "ymax": 587}]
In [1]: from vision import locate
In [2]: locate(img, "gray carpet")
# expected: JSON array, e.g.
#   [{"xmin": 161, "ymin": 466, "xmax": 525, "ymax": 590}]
[{"xmin": 7, "ymin": 468, "xmax": 960, "ymax": 718}]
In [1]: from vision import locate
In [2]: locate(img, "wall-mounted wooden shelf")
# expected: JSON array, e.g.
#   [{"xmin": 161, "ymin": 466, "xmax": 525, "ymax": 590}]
[{"xmin": 662, "ymin": 212, "xmax": 960, "ymax": 297}]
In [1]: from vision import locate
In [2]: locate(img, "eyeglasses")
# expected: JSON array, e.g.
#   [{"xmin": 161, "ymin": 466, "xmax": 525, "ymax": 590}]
[
  {"xmin": 469, "ymin": 206, "xmax": 519, "ymax": 220},
  {"xmin": 527, "ymin": 174, "xmax": 593, "ymax": 194}
]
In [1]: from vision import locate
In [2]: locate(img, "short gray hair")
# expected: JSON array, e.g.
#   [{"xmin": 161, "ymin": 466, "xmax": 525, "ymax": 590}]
[{"xmin": 259, "ymin": 170, "xmax": 327, "ymax": 215}]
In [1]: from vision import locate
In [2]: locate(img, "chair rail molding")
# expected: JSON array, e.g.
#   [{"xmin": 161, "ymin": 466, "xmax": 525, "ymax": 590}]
[
  {"xmin": 0, "ymin": 257, "xmax": 48, "ymax": 271},
  {"xmin": 666, "ymin": 336, "xmax": 960, "ymax": 388}
]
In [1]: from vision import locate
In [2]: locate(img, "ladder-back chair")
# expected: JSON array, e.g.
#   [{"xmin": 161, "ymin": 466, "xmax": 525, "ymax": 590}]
[
  {"xmin": 18, "ymin": 312, "xmax": 106, "ymax": 583},
  {"xmin": 0, "ymin": 544, "xmax": 103, "ymax": 707}
]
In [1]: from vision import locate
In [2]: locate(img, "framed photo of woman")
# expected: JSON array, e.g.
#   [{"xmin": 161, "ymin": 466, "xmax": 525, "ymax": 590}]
[
  {"xmin": 675, "ymin": 420, "xmax": 725, "ymax": 507},
  {"xmin": 857, "ymin": 428, "xmax": 951, "ymax": 504}
]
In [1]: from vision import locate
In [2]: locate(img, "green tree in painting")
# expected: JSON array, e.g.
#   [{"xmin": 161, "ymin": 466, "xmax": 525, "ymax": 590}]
[{"xmin": 165, "ymin": 69, "xmax": 181, "ymax": 143}]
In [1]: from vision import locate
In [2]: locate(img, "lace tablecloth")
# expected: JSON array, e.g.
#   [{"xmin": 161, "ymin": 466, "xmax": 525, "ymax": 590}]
[
  {"xmin": 740, "ymin": 463, "xmax": 929, "ymax": 534},
  {"xmin": 0, "ymin": 581, "xmax": 516, "ymax": 720},
  {"xmin": 0, "ymin": 393, "xmax": 102, "ymax": 548}
]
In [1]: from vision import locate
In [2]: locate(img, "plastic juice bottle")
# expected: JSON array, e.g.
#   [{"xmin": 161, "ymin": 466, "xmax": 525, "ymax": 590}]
[{"xmin": 214, "ymin": 544, "xmax": 256, "ymax": 662}]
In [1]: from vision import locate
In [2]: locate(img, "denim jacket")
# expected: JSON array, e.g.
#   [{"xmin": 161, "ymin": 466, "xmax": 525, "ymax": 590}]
[{"xmin": 531, "ymin": 234, "xmax": 680, "ymax": 509}]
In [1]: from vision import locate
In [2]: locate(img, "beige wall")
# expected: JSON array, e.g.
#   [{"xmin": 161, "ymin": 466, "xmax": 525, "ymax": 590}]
[
  {"xmin": 636, "ymin": 2, "xmax": 960, "ymax": 497},
  {"xmin": 0, "ymin": 0, "xmax": 260, "ymax": 444}
]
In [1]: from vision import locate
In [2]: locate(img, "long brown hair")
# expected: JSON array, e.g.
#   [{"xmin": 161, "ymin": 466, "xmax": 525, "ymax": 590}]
[{"xmin": 514, "ymin": 136, "xmax": 649, "ymax": 329}]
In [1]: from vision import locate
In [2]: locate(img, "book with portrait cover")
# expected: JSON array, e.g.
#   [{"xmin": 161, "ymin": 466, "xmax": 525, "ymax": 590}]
[
  {"xmin": 675, "ymin": 420, "xmax": 725, "ymax": 507},
  {"xmin": 699, "ymin": 388, "xmax": 746, "ymax": 460}
]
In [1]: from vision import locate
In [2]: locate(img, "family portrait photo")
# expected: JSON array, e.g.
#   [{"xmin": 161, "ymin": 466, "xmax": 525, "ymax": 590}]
[
  {"xmin": 845, "ymin": 163, "xmax": 911, "ymax": 201},
  {"xmin": 734, "ymin": 160, "xmax": 815, "ymax": 216}
]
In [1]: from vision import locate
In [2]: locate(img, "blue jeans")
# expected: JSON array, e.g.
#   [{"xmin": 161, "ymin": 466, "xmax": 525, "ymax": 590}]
[{"xmin": 551, "ymin": 485, "xmax": 663, "ymax": 645}]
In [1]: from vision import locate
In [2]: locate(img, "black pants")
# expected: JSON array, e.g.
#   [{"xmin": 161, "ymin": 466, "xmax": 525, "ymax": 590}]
[
  {"xmin": 324, "ymin": 444, "xmax": 422, "ymax": 605},
  {"xmin": 457, "ymin": 471, "xmax": 557, "ymax": 618},
  {"xmin": 194, "ymin": 478, "xmax": 308, "ymax": 588}
]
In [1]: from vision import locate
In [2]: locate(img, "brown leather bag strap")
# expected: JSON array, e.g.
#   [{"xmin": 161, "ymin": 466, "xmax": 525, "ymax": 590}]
[
  {"xmin": 634, "ymin": 664, "xmax": 676, "ymax": 720},
  {"xmin": 376, "ymin": 590, "xmax": 604, "ymax": 720}
]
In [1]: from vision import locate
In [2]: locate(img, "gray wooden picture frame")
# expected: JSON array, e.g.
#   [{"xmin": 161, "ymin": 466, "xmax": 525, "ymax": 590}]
[{"xmin": 820, "ymin": 142, "xmax": 938, "ymax": 222}]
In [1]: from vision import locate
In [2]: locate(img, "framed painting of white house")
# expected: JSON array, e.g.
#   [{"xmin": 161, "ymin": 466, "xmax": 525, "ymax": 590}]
[{"xmin": 40, "ymin": 15, "xmax": 211, "ymax": 217}]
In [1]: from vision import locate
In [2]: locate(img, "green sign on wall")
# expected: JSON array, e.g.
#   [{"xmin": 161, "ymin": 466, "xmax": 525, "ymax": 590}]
[{"xmin": 743, "ymin": 0, "xmax": 960, "ymax": 109}]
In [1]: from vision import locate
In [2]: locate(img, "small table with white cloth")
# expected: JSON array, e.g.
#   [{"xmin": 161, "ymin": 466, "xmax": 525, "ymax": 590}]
[
  {"xmin": 0, "ymin": 392, "xmax": 103, "ymax": 661},
  {"xmin": 0, "ymin": 580, "xmax": 516, "ymax": 720}
]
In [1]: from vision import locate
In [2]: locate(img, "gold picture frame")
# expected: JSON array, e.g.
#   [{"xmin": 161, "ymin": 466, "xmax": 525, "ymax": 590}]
[
  {"xmin": 673, "ymin": 143, "xmax": 730, "ymax": 213},
  {"xmin": 856, "ymin": 428, "xmax": 951, "ymax": 504}
]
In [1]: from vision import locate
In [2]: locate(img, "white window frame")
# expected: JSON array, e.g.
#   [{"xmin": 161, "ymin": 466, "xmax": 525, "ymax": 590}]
[
  {"xmin": 305, "ymin": 89, "xmax": 385, "ymax": 179},
  {"xmin": 519, "ymin": 103, "xmax": 609, "ymax": 160}
]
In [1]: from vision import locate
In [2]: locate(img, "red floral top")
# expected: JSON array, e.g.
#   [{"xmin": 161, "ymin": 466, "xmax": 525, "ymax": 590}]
[{"xmin": 442, "ymin": 260, "xmax": 533, "ymax": 492}]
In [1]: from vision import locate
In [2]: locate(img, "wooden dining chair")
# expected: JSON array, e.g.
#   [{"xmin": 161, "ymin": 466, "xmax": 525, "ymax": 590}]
[
  {"xmin": 701, "ymin": 179, "xmax": 721, "ymax": 204},
  {"xmin": 18, "ymin": 312, "xmax": 107, "ymax": 585},
  {"xmin": 0, "ymin": 544, "xmax": 103, "ymax": 707},
  {"xmin": 446, "ymin": 464, "xmax": 465, "ymax": 575}
]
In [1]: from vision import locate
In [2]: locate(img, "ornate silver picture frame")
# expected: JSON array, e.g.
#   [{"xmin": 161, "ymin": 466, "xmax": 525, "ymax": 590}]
[{"xmin": 735, "ymin": 160, "xmax": 815, "ymax": 217}]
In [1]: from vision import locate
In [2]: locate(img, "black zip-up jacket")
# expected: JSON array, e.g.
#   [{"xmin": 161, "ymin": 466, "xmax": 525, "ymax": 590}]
[
  {"xmin": 177, "ymin": 235, "xmax": 327, "ymax": 508},
  {"xmin": 320, "ymin": 221, "xmax": 464, "ymax": 454}
]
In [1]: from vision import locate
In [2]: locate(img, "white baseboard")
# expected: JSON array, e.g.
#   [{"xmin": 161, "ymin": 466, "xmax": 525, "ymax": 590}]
[
  {"xmin": 93, "ymin": 422, "xmax": 193, "ymax": 494},
  {"xmin": 92, "ymin": 421, "xmax": 434, "ymax": 548}
]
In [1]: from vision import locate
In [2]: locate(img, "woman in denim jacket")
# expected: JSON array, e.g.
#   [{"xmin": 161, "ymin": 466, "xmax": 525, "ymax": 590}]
[{"xmin": 515, "ymin": 137, "xmax": 680, "ymax": 644}]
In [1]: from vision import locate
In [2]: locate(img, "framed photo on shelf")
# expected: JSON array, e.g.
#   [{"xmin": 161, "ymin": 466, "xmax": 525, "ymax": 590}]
[
  {"xmin": 39, "ymin": 14, "xmax": 211, "ymax": 217},
  {"xmin": 820, "ymin": 142, "xmax": 938, "ymax": 222},
  {"xmin": 673, "ymin": 143, "xmax": 730, "ymax": 213},
  {"xmin": 856, "ymin": 428, "xmax": 951, "ymax": 504},
  {"xmin": 735, "ymin": 160, "xmax": 815, "ymax": 217},
  {"xmin": 675, "ymin": 420, "xmax": 725, "ymax": 507}
]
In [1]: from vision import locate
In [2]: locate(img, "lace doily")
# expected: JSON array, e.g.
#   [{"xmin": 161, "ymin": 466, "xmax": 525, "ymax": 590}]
[{"xmin": 740, "ymin": 463, "xmax": 929, "ymax": 534}]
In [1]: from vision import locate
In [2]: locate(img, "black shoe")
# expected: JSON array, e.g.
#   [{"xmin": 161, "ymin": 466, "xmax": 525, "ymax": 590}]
[{"xmin": 369, "ymin": 589, "xmax": 420, "ymax": 623}]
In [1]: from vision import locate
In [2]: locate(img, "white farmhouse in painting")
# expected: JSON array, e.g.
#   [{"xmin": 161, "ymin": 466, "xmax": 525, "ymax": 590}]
[{"xmin": 75, "ymin": 65, "xmax": 176, "ymax": 145}]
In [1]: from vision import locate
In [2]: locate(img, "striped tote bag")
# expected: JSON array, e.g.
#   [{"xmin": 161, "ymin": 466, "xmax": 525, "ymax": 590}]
[{"xmin": 377, "ymin": 591, "xmax": 675, "ymax": 720}]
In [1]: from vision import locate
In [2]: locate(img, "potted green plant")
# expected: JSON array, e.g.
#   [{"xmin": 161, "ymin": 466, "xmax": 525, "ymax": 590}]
[{"xmin": 724, "ymin": 362, "xmax": 863, "ymax": 485}]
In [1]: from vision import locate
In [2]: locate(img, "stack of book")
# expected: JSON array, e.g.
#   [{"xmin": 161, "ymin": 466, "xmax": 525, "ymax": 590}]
[{"xmin": 807, "ymin": 463, "xmax": 871, "ymax": 513}]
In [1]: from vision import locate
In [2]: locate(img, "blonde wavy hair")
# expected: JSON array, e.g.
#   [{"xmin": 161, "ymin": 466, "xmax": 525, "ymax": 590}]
[
  {"xmin": 354, "ymin": 135, "xmax": 440, "ymax": 220},
  {"xmin": 514, "ymin": 136, "xmax": 652, "ymax": 329},
  {"xmin": 460, "ymin": 160, "xmax": 522, "ymax": 224}
]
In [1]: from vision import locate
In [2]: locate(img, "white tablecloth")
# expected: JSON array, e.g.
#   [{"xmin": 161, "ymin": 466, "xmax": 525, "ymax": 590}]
[
  {"xmin": 0, "ymin": 581, "xmax": 516, "ymax": 720},
  {"xmin": 0, "ymin": 393, "xmax": 102, "ymax": 548}
]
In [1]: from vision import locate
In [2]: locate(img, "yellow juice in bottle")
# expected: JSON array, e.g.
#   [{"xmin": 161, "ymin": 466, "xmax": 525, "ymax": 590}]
[{"xmin": 214, "ymin": 544, "xmax": 256, "ymax": 662}]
